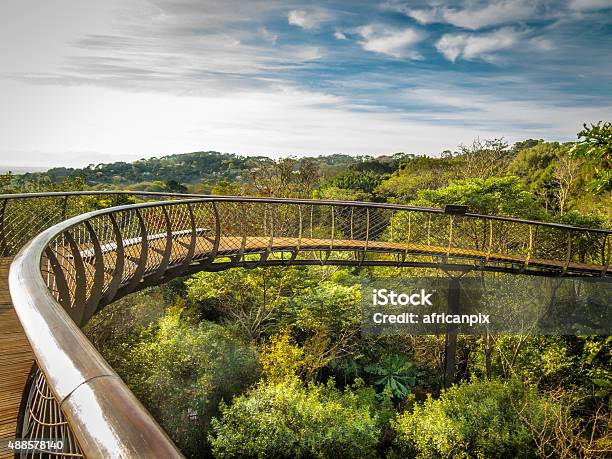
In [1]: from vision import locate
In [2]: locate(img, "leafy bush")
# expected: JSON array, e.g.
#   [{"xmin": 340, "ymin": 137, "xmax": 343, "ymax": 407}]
[
  {"xmin": 85, "ymin": 288, "xmax": 167, "ymax": 370},
  {"xmin": 210, "ymin": 378, "xmax": 381, "ymax": 458},
  {"xmin": 573, "ymin": 121, "xmax": 612, "ymax": 193},
  {"xmin": 485, "ymin": 335, "xmax": 612, "ymax": 401},
  {"xmin": 293, "ymin": 282, "xmax": 361, "ymax": 336},
  {"xmin": 525, "ymin": 389, "xmax": 612, "ymax": 459},
  {"xmin": 259, "ymin": 326, "xmax": 305, "ymax": 383},
  {"xmin": 315, "ymin": 171, "xmax": 383, "ymax": 201},
  {"xmin": 391, "ymin": 379, "xmax": 544, "ymax": 458},
  {"xmin": 365, "ymin": 354, "xmax": 420, "ymax": 400}
]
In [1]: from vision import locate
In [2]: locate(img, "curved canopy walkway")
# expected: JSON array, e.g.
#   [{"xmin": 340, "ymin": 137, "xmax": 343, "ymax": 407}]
[{"xmin": 0, "ymin": 191, "xmax": 610, "ymax": 458}]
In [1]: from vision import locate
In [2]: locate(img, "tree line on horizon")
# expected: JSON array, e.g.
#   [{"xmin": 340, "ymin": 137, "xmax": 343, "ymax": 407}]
[{"xmin": 2, "ymin": 122, "xmax": 610, "ymax": 213}]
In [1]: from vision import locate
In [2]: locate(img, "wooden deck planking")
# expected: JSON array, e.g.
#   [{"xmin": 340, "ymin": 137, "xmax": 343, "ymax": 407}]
[
  {"xmin": 197, "ymin": 236, "xmax": 603, "ymax": 273},
  {"xmin": 0, "ymin": 258, "xmax": 35, "ymax": 459},
  {"xmin": 74, "ymin": 235, "xmax": 606, "ymax": 286}
]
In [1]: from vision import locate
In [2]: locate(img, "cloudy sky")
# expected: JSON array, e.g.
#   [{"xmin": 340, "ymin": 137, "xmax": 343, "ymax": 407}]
[{"xmin": 1, "ymin": 0, "xmax": 611, "ymax": 168}]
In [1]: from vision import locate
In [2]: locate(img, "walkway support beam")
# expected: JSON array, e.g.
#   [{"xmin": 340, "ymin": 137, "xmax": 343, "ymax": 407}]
[{"xmin": 444, "ymin": 276, "xmax": 461, "ymax": 388}]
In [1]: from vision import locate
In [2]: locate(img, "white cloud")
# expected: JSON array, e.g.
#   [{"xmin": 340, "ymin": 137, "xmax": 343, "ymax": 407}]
[
  {"xmin": 436, "ymin": 27, "xmax": 520, "ymax": 62},
  {"xmin": 529, "ymin": 36, "xmax": 554, "ymax": 51},
  {"xmin": 403, "ymin": 1, "xmax": 537, "ymax": 30},
  {"xmin": 569, "ymin": 0, "xmax": 612, "ymax": 11},
  {"xmin": 334, "ymin": 30, "xmax": 347, "ymax": 40},
  {"xmin": 402, "ymin": 85, "xmax": 611, "ymax": 137},
  {"xmin": 3, "ymin": 0, "xmax": 611, "ymax": 168},
  {"xmin": 356, "ymin": 25, "xmax": 423, "ymax": 59},
  {"xmin": 0, "ymin": 79, "xmax": 526, "ymax": 167},
  {"xmin": 258, "ymin": 27, "xmax": 278, "ymax": 44},
  {"xmin": 13, "ymin": 2, "xmax": 326, "ymax": 97},
  {"xmin": 287, "ymin": 9, "xmax": 330, "ymax": 30},
  {"xmin": 4, "ymin": 75, "xmax": 609, "ymax": 169},
  {"xmin": 443, "ymin": 1, "xmax": 536, "ymax": 29},
  {"xmin": 404, "ymin": 8, "xmax": 441, "ymax": 24},
  {"xmin": 291, "ymin": 47, "xmax": 323, "ymax": 61}
]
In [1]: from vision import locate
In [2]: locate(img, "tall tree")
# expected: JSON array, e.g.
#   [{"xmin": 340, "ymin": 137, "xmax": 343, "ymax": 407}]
[
  {"xmin": 509, "ymin": 142, "xmax": 560, "ymax": 212},
  {"xmin": 458, "ymin": 138, "xmax": 512, "ymax": 179},
  {"xmin": 553, "ymin": 153, "xmax": 583, "ymax": 215},
  {"xmin": 247, "ymin": 157, "xmax": 320, "ymax": 198},
  {"xmin": 572, "ymin": 121, "xmax": 612, "ymax": 193}
]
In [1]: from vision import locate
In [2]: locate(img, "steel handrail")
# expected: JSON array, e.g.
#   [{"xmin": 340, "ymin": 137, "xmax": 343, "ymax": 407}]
[
  {"xmin": 1, "ymin": 190, "xmax": 610, "ymax": 234},
  {"xmin": 9, "ymin": 205, "xmax": 185, "ymax": 457}
]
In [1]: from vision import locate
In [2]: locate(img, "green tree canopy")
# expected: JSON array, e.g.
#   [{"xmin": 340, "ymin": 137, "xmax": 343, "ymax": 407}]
[
  {"xmin": 126, "ymin": 307, "xmax": 260, "ymax": 456},
  {"xmin": 376, "ymin": 156, "xmax": 461, "ymax": 202},
  {"xmin": 186, "ymin": 267, "xmax": 310, "ymax": 339},
  {"xmin": 392, "ymin": 379, "xmax": 544, "ymax": 458},
  {"xmin": 413, "ymin": 176, "xmax": 544, "ymax": 219}
]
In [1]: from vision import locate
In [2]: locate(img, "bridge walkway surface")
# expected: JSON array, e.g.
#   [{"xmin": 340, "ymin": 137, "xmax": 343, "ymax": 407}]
[
  {"xmin": 0, "ymin": 257, "xmax": 34, "ymax": 459},
  {"xmin": 80, "ymin": 235, "xmax": 607, "ymax": 278}
]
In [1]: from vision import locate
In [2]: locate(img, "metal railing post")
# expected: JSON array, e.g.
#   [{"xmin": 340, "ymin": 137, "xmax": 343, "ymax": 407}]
[{"xmin": 0, "ymin": 199, "xmax": 7, "ymax": 256}]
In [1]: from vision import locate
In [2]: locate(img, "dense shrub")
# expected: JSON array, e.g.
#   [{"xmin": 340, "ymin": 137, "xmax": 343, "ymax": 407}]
[
  {"xmin": 259, "ymin": 327, "xmax": 306, "ymax": 383},
  {"xmin": 391, "ymin": 379, "xmax": 544, "ymax": 458},
  {"xmin": 126, "ymin": 306, "xmax": 260, "ymax": 457},
  {"xmin": 209, "ymin": 378, "xmax": 381, "ymax": 458}
]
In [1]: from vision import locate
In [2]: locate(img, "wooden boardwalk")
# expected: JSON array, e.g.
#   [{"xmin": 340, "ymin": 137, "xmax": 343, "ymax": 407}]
[
  {"xmin": 0, "ymin": 258, "xmax": 34, "ymax": 459},
  {"xmin": 88, "ymin": 235, "xmax": 606, "ymax": 278}
]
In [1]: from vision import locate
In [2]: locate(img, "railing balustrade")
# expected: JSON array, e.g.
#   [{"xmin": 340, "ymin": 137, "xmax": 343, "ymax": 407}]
[{"xmin": 2, "ymin": 192, "xmax": 610, "ymax": 457}]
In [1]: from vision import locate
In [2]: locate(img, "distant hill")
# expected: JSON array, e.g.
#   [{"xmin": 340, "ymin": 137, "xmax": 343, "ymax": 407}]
[
  {"xmin": 15, "ymin": 151, "xmax": 405, "ymax": 187},
  {"xmin": 17, "ymin": 151, "xmax": 253, "ymax": 186},
  {"xmin": 0, "ymin": 166, "xmax": 48, "ymax": 174}
]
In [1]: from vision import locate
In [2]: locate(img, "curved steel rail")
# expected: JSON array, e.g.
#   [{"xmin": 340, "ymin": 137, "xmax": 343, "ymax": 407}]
[{"xmin": 3, "ymin": 192, "xmax": 612, "ymax": 457}]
